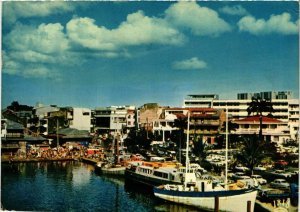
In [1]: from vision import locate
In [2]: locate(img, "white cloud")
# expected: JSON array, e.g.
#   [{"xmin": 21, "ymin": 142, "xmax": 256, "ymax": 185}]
[
  {"xmin": 2, "ymin": 51, "xmax": 60, "ymax": 80},
  {"xmin": 3, "ymin": 1, "xmax": 76, "ymax": 25},
  {"xmin": 172, "ymin": 57, "xmax": 207, "ymax": 70},
  {"xmin": 238, "ymin": 13, "xmax": 299, "ymax": 35},
  {"xmin": 219, "ymin": 5, "xmax": 249, "ymax": 16},
  {"xmin": 165, "ymin": 2, "xmax": 231, "ymax": 36},
  {"xmin": 5, "ymin": 23, "xmax": 69, "ymax": 54},
  {"xmin": 3, "ymin": 23, "xmax": 77, "ymax": 79},
  {"xmin": 66, "ymin": 11, "xmax": 184, "ymax": 51}
]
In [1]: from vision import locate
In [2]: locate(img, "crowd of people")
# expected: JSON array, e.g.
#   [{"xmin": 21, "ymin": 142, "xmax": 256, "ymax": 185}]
[{"xmin": 9, "ymin": 144, "xmax": 87, "ymax": 161}]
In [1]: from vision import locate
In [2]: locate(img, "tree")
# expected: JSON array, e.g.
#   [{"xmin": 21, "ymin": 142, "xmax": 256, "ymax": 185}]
[
  {"xmin": 246, "ymin": 96, "xmax": 274, "ymax": 142},
  {"xmin": 235, "ymin": 134, "xmax": 277, "ymax": 174},
  {"xmin": 172, "ymin": 115, "xmax": 188, "ymax": 163},
  {"xmin": 235, "ymin": 135, "xmax": 267, "ymax": 174},
  {"xmin": 216, "ymin": 120, "xmax": 239, "ymax": 148}
]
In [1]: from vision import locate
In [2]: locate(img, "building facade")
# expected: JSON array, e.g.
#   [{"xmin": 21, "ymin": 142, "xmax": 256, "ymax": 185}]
[
  {"xmin": 183, "ymin": 91, "xmax": 299, "ymax": 142},
  {"xmin": 93, "ymin": 106, "xmax": 136, "ymax": 135}
]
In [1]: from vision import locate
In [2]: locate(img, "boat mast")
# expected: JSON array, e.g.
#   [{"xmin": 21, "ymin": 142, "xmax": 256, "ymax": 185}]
[
  {"xmin": 185, "ymin": 110, "xmax": 190, "ymax": 187},
  {"xmin": 225, "ymin": 106, "xmax": 228, "ymax": 188}
]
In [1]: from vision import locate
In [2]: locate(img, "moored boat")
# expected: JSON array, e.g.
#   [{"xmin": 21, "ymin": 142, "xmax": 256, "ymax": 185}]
[
  {"xmin": 97, "ymin": 162, "xmax": 126, "ymax": 175},
  {"xmin": 153, "ymin": 172, "xmax": 257, "ymax": 212},
  {"xmin": 125, "ymin": 160, "xmax": 205, "ymax": 187},
  {"xmin": 153, "ymin": 109, "xmax": 258, "ymax": 212}
]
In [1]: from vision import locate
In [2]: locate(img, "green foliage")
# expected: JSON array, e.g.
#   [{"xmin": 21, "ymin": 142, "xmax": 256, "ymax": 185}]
[
  {"xmin": 7, "ymin": 101, "xmax": 33, "ymax": 111},
  {"xmin": 235, "ymin": 135, "xmax": 276, "ymax": 173},
  {"xmin": 124, "ymin": 128, "xmax": 152, "ymax": 153}
]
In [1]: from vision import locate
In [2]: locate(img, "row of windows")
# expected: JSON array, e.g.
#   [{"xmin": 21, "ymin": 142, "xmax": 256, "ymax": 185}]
[{"xmin": 153, "ymin": 171, "xmax": 169, "ymax": 179}]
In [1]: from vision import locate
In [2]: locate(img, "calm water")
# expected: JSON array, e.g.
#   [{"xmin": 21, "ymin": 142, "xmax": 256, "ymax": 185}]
[{"xmin": 1, "ymin": 161, "xmax": 201, "ymax": 212}]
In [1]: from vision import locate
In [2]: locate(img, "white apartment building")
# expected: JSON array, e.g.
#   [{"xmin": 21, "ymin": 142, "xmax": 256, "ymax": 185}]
[
  {"xmin": 68, "ymin": 108, "xmax": 92, "ymax": 132},
  {"xmin": 93, "ymin": 106, "xmax": 136, "ymax": 134},
  {"xmin": 183, "ymin": 91, "xmax": 299, "ymax": 141}
]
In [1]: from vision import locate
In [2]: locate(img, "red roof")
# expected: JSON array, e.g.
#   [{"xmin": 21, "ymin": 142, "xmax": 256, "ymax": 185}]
[{"xmin": 234, "ymin": 116, "xmax": 282, "ymax": 124}]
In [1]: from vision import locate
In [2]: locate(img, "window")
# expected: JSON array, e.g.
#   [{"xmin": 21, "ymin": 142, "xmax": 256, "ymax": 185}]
[{"xmin": 83, "ymin": 112, "xmax": 90, "ymax": 116}]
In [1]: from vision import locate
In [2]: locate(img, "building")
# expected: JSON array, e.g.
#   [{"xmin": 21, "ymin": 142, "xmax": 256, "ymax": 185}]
[
  {"xmin": 232, "ymin": 116, "xmax": 290, "ymax": 144},
  {"xmin": 237, "ymin": 91, "xmax": 292, "ymax": 100},
  {"xmin": 153, "ymin": 107, "xmax": 225, "ymax": 144},
  {"xmin": 138, "ymin": 103, "xmax": 165, "ymax": 131},
  {"xmin": 93, "ymin": 106, "xmax": 136, "ymax": 135},
  {"xmin": 183, "ymin": 91, "xmax": 299, "ymax": 142},
  {"xmin": 47, "ymin": 107, "xmax": 92, "ymax": 133}
]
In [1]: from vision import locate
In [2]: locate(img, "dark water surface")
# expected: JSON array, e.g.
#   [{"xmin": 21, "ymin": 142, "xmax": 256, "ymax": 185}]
[{"xmin": 1, "ymin": 161, "xmax": 201, "ymax": 212}]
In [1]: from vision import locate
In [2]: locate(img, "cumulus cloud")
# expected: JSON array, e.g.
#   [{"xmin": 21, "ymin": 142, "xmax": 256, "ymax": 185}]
[
  {"xmin": 3, "ymin": 1, "xmax": 76, "ymax": 25},
  {"xmin": 238, "ymin": 13, "xmax": 299, "ymax": 35},
  {"xmin": 2, "ymin": 1, "xmax": 228, "ymax": 79},
  {"xmin": 66, "ymin": 11, "xmax": 185, "ymax": 51},
  {"xmin": 172, "ymin": 57, "xmax": 207, "ymax": 70},
  {"xmin": 219, "ymin": 5, "xmax": 249, "ymax": 16},
  {"xmin": 3, "ymin": 23, "xmax": 78, "ymax": 80},
  {"xmin": 2, "ymin": 50, "xmax": 60, "ymax": 79},
  {"xmin": 165, "ymin": 2, "xmax": 231, "ymax": 36},
  {"xmin": 5, "ymin": 23, "xmax": 69, "ymax": 54}
]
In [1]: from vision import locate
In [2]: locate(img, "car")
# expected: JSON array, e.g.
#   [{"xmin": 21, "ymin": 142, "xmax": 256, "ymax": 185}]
[
  {"xmin": 275, "ymin": 160, "xmax": 288, "ymax": 166},
  {"xmin": 271, "ymin": 170, "xmax": 292, "ymax": 178},
  {"xmin": 253, "ymin": 165, "xmax": 267, "ymax": 171},
  {"xmin": 258, "ymin": 188, "xmax": 289, "ymax": 201},
  {"xmin": 234, "ymin": 165, "xmax": 249, "ymax": 172},
  {"xmin": 270, "ymin": 179, "xmax": 290, "ymax": 189},
  {"xmin": 232, "ymin": 172, "xmax": 248, "ymax": 180},
  {"xmin": 251, "ymin": 175, "xmax": 267, "ymax": 185}
]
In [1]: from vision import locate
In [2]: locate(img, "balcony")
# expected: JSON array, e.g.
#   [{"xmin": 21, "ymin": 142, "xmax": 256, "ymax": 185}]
[{"xmin": 234, "ymin": 128, "xmax": 290, "ymax": 135}]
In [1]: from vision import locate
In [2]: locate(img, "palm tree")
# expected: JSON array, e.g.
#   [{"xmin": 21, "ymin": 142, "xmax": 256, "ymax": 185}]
[
  {"xmin": 172, "ymin": 115, "xmax": 188, "ymax": 163},
  {"xmin": 235, "ymin": 135, "xmax": 266, "ymax": 175},
  {"xmin": 246, "ymin": 96, "xmax": 274, "ymax": 142}
]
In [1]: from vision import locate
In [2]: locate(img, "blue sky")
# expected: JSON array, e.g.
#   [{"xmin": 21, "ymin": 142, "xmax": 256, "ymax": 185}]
[{"xmin": 2, "ymin": 1, "xmax": 299, "ymax": 108}]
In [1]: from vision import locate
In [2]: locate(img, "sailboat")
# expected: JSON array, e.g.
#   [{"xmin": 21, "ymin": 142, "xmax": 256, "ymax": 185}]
[
  {"xmin": 96, "ymin": 120, "xmax": 126, "ymax": 175},
  {"xmin": 153, "ymin": 109, "xmax": 258, "ymax": 212}
]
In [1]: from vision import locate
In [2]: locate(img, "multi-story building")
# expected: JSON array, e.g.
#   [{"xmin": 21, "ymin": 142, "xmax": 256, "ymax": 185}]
[
  {"xmin": 45, "ymin": 107, "xmax": 92, "ymax": 134},
  {"xmin": 153, "ymin": 107, "xmax": 225, "ymax": 144},
  {"xmin": 232, "ymin": 116, "xmax": 290, "ymax": 144},
  {"xmin": 237, "ymin": 91, "xmax": 293, "ymax": 100},
  {"xmin": 93, "ymin": 106, "xmax": 136, "ymax": 135},
  {"xmin": 138, "ymin": 103, "xmax": 165, "ymax": 131},
  {"xmin": 183, "ymin": 91, "xmax": 299, "ymax": 142}
]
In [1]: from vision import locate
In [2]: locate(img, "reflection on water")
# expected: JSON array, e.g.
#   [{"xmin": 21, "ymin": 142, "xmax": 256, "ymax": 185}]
[
  {"xmin": 2, "ymin": 162, "xmax": 208, "ymax": 212},
  {"xmin": 72, "ymin": 163, "xmax": 92, "ymax": 187}
]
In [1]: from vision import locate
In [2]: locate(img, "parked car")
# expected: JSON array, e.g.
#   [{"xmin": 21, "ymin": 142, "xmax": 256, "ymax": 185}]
[
  {"xmin": 251, "ymin": 175, "xmax": 267, "ymax": 185},
  {"xmin": 271, "ymin": 170, "xmax": 292, "ymax": 178},
  {"xmin": 275, "ymin": 160, "xmax": 288, "ymax": 166},
  {"xmin": 270, "ymin": 179, "xmax": 290, "ymax": 189},
  {"xmin": 258, "ymin": 188, "xmax": 289, "ymax": 201},
  {"xmin": 253, "ymin": 165, "xmax": 266, "ymax": 171},
  {"xmin": 234, "ymin": 165, "xmax": 249, "ymax": 172},
  {"xmin": 232, "ymin": 172, "xmax": 248, "ymax": 180}
]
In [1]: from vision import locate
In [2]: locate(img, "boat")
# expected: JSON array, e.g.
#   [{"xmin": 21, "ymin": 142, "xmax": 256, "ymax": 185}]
[
  {"xmin": 125, "ymin": 160, "xmax": 205, "ymax": 187},
  {"xmin": 153, "ymin": 109, "xmax": 258, "ymax": 212},
  {"xmin": 96, "ymin": 161, "xmax": 126, "ymax": 175},
  {"xmin": 95, "ymin": 125, "xmax": 127, "ymax": 176}
]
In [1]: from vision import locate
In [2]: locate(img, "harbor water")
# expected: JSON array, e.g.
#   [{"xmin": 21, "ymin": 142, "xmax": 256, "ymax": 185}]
[{"xmin": 1, "ymin": 161, "xmax": 203, "ymax": 212}]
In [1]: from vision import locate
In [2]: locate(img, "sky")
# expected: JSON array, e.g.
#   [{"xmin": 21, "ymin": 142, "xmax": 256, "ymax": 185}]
[{"xmin": 1, "ymin": 1, "xmax": 299, "ymax": 109}]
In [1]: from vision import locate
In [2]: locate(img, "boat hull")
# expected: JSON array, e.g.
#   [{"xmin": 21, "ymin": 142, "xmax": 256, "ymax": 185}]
[
  {"xmin": 153, "ymin": 187, "xmax": 257, "ymax": 212},
  {"xmin": 98, "ymin": 166, "xmax": 126, "ymax": 175}
]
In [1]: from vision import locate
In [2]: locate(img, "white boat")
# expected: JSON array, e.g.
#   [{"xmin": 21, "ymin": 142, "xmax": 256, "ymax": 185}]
[
  {"xmin": 125, "ymin": 160, "xmax": 205, "ymax": 186},
  {"xmin": 153, "ymin": 109, "xmax": 258, "ymax": 212},
  {"xmin": 97, "ymin": 162, "xmax": 126, "ymax": 175}
]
